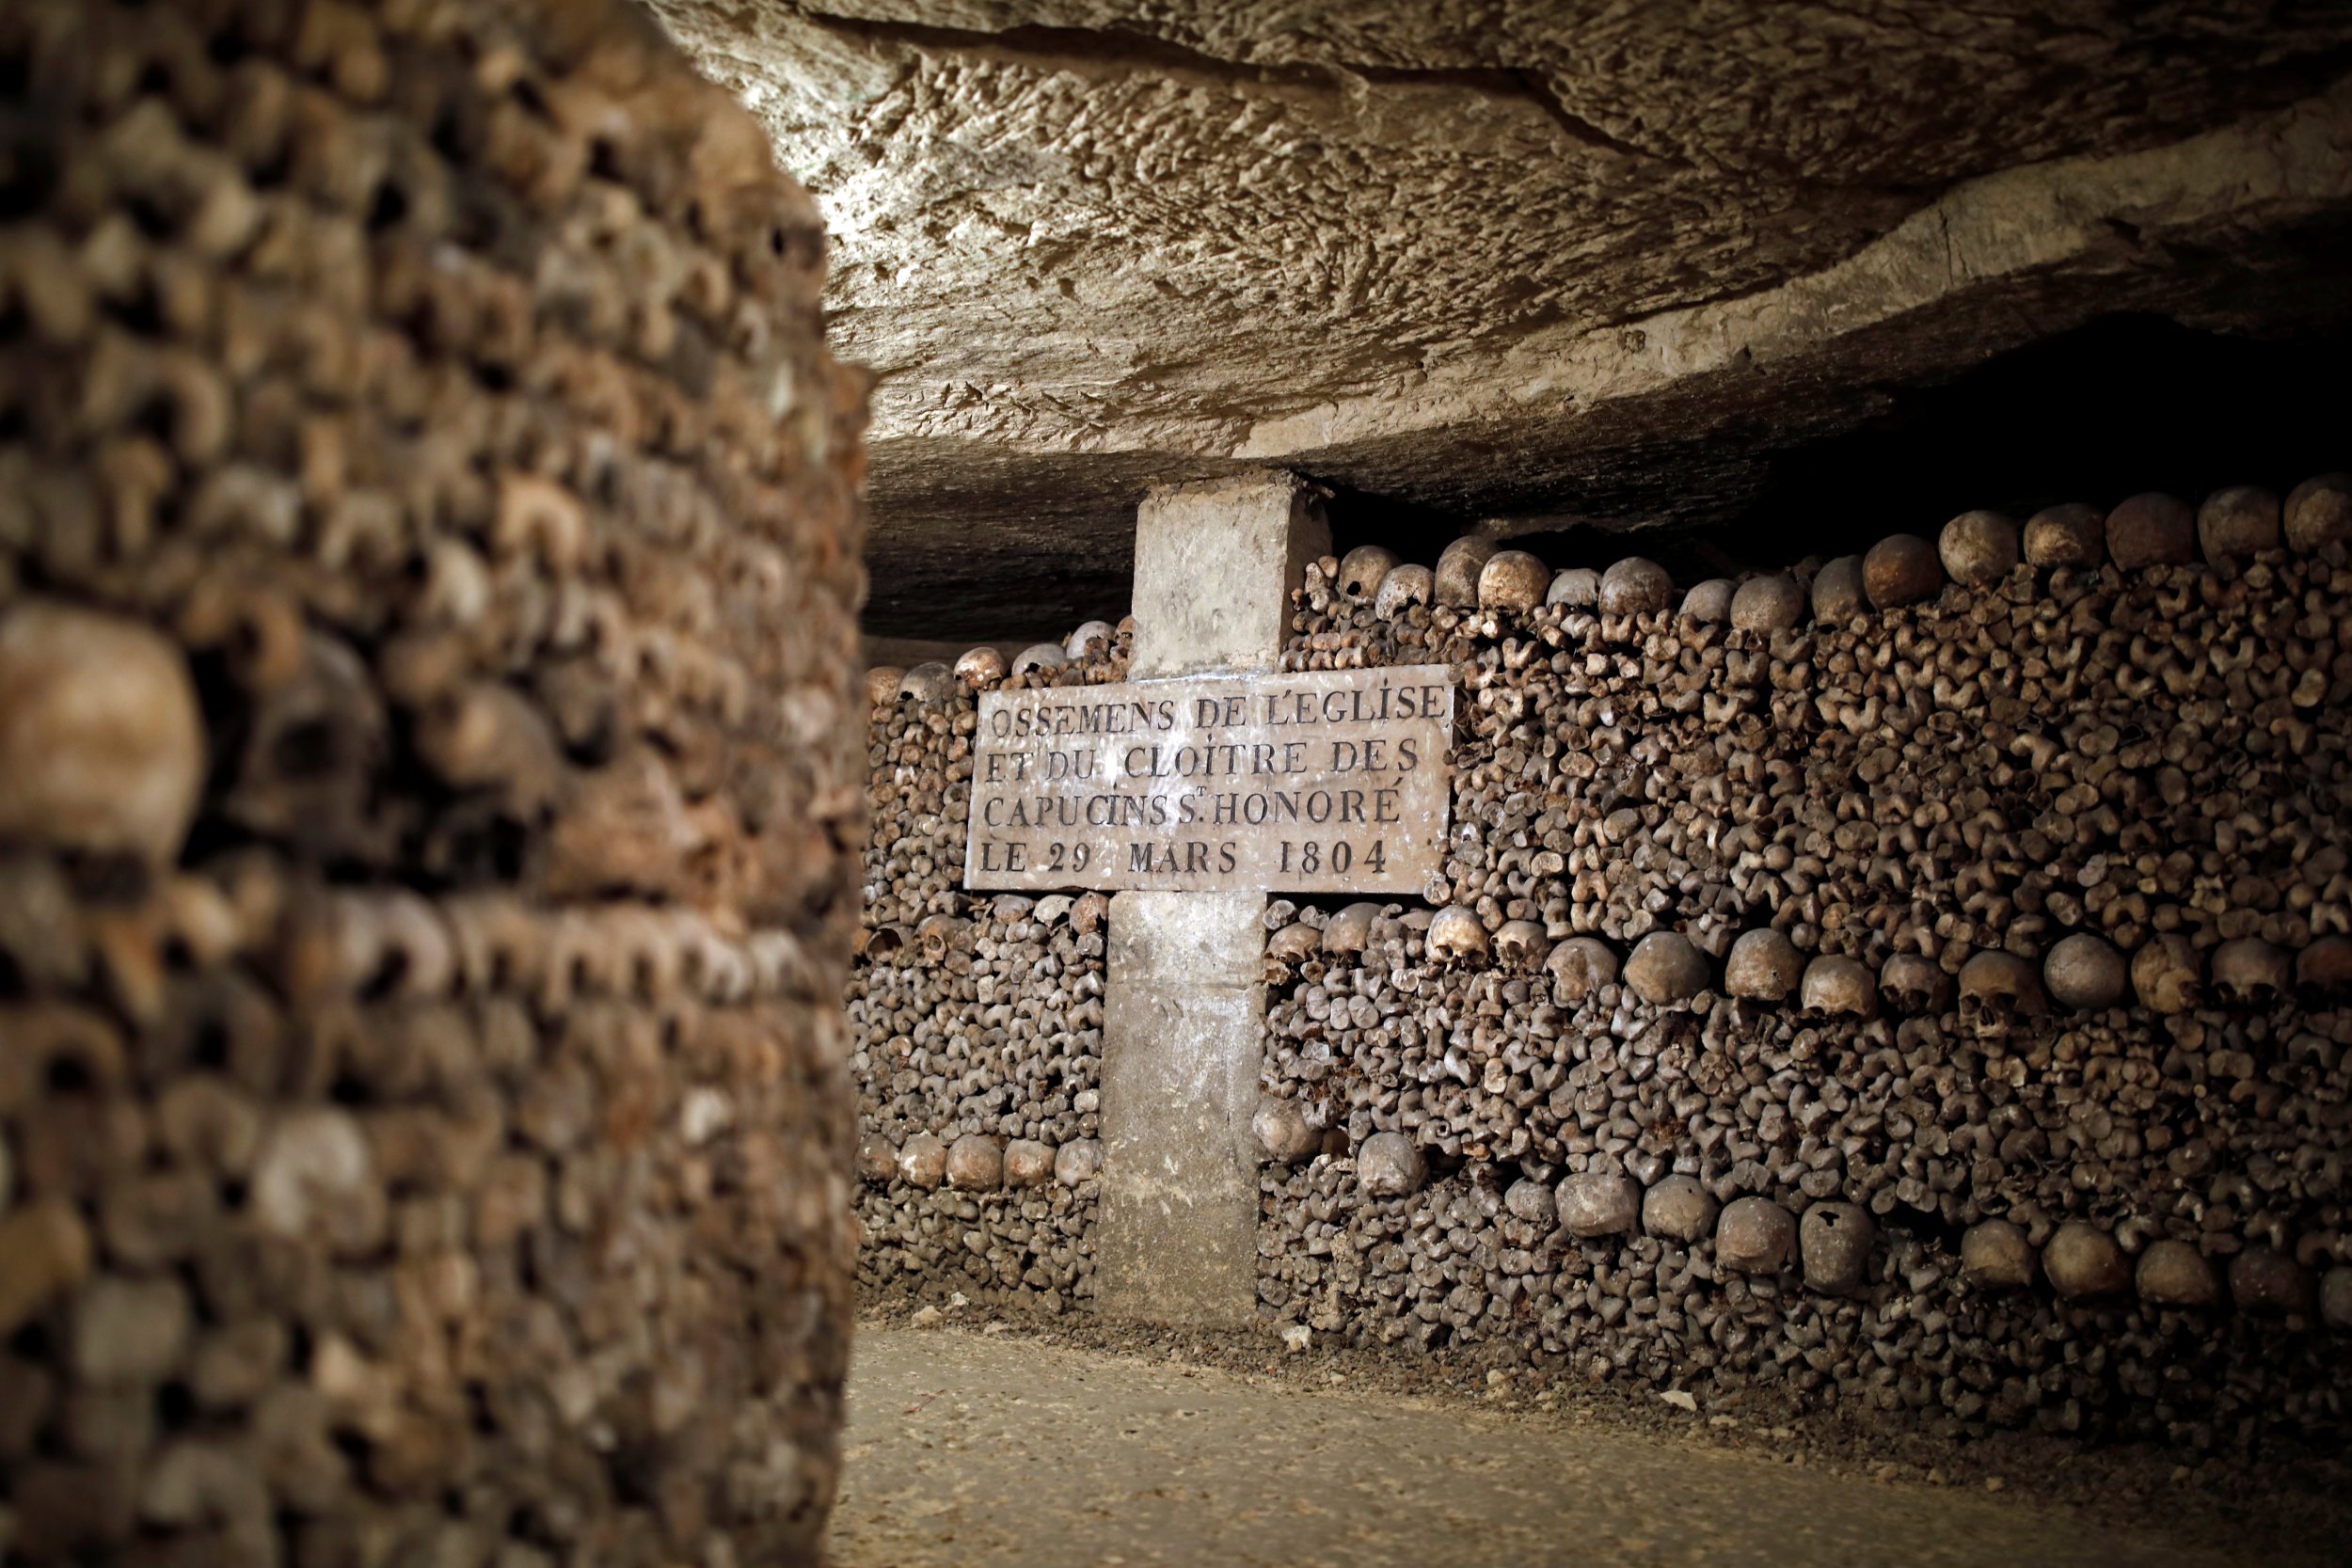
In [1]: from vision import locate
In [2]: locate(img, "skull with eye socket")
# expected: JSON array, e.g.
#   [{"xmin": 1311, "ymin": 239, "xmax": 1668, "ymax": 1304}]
[
  {"xmin": 1426, "ymin": 906, "xmax": 1489, "ymax": 965},
  {"xmin": 2131, "ymin": 934, "xmax": 2202, "ymax": 1014},
  {"xmin": 1877, "ymin": 953, "xmax": 1950, "ymax": 1016},
  {"xmin": 225, "ymin": 632, "xmax": 392, "ymax": 864},
  {"xmin": 2210, "ymin": 936, "xmax": 2290, "ymax": 1008},
  {"xmin": 1957, "ymin": 950, "xmax": 2046, "ymax": 1038},
  {"xmin": 1546, "ymin": 937, "xmax": 1618, "ymax": 1005},
  {"xmin": 1799, "ymin": 955, "xmax": 1875, "ymax": 1019},
  {"xmin": 1374, "ymin": 563, "xmax": 1434, "ymax": 621},
  {"xmin": 1337, "ymin": 545, "xmax": 1397, "ymax": 602},
  {"xmin": 914, "ymin": 913, "xmax": 970, "ymax": 967},
  {"xmin": 1491, "ymin": 919, "xmax": 1551, "ymax": 970}
]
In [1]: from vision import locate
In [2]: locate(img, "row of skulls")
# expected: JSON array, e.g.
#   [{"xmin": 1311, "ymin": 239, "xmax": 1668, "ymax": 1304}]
[
  {"xmin": 1271, "ymin": 904, "xmax": 2351, "ymax": 1024},
  {"xmin": 1322, "ymin": 478, "xmax": 2352, "ymax": 628},
  {"xmin": 1258, "ymin": 1124, "xmax": 2352, "ymax": 1323},
  {"xmin": 866, "ymin": 618, "xmax": 1130, "ymax": 706}
]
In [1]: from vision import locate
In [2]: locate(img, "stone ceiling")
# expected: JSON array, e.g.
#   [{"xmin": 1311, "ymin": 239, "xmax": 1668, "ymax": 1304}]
[{"xmin": 650, "ymin": 2, "xmax": 2352, "ymax": 637}]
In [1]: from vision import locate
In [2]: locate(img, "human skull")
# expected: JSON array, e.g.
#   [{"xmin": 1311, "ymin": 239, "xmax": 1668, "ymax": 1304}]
[
  {"xmin": 2130, "ymin": 934, "xmax": 2202, "ymax": 1013},
  {"xmin": 1677, "ymin": 578, "xmax": 1735, "ymax": 624},
  {"xmin": 1434, "ymin": 537, "xmax": 1499, "ymax": 608},
  {"xmin": 1266, "ymin": 921, "xmax": 1323, "ymax": 963},
  {"xmin": 2293, "ymin": 935, "xmax": 2352, "ymax": 999},
  {"xmin": 954, "ymin": 644, "xmax": 1007, "ymax": 688},
  {"xmin": 1055, "ymin": 1140, "xmax": 1104, "ymax": 1185},
  {"xmin": 1716, "ymin": 1196, "xmax": 1796, "ymax": 1275},
  {"xmin": 1724, "ymin": 927, "xmax": 1803, "ymax": 1002},
  {"xmin": 1504, "ymin": 1178, "xmax": 1556, "ymax": 1227},
  {"xmin": 1492, "ymin": 919, "xmax": 1552, "ymax": 969},
  {"xmin": 1064, "ymin": 619, "xmax": 1115, "ymax": 659},
  {"xmin": 1625, "ymin": 931, "xmax": 1708, "ymax": 1004},
  {"xmin": 1547, "ymin": 937, "xmax": 1619, "ymax": 1003},
  {"xmin": 1938, "ymin": 510, "xmax": 2019, "ymax": 586},
  {"xmin": 1729, "ymin": 574, "xmax": 1804, "ymax": 632},
  {"xmin": 2043, "ymin": 1222, "xmax": 2128, "ymax": 1299},
  {"xmin": 1641, "ymin": 1175, "xmax": 1717, "ymax": 1243},
  {"xmin": 1556, "ymin": 1172, "xmax": 1641, "ymax": 1238},
  {"xmin": 1478, "ymin": 550, "xmax": 1552, "ymax": 612},
  {"xmin": 2105, "ymin": 492, "xmax": 2195, "ymax": 570},
  {"xmin": 1960, "ymin": 1219, "xmax": 2034, "ymax": 1289},
  {"xmin": 2135, "ymin": 1240, "xmax": 2217, "ymax": 1307},
  {"xmin": 1863, "ymin": 533, "xmax": 1942, "ymax": 610},
  {"xmin": 945, "ymin": 1134, "xmax": 1003, "ymax": 1191},
  {"xmin": 2022, "ymin": 502, "xmax": 2105, "ymax": 567},
  {"xmin": 2043, "ymin": 932, "xmax": 2127, "ymax": 1010},
  {"xmin": 2196, "ymin": 485, "xmax": 2281, "ymax": 564},
  {"xmin": 898, "ymin": 661, "xmax": 954, "ymax": 703},
  {"xmin": 1011, "ymin": 641, "xmax": 1067, "ymax": 675},
  {"xmin": 1801, "ymin": 1202, "xmax": 1877, "ymax": 1295},
  {"xmin": 1426, "ymin": 906, "xmax": 1490, "ymax": 963},
  {"xmin": 1957, "ymin": 950, "xmax": 2047, "ymax": 1035},
  {"xmin": 2229, "ymin": 1248, "xmax": 2313, "ymax": 1314},
  {"xmin": 1337, "ymin": 545, "xmax": 1397, "ymax": 601},
  {"xmin": 1811, "ymin": 556, "xmax": 1865, "ymax": 621},
  {"xmin": 2284, "ymin": 472, "xmax": 2352, "ymax": 552},
  {"xmin": 1004, "ymin": 1139, "xmax": 1057, "ymax": 1188},
  {"xmin": 1358, "ymin": 1132, "xmax": 1426, "ymax": 1198},
  {"xmin": 1323, "ymin": 902, "xmax": 1383, "ymax": 958},
  {"xmin": 2211, "ymin": 936, "xmax": 2290, "ymax": 1006},
  {"xmin": 1800, "ymin": 955, "xmax": 1876, "ymax": 1018},
  {"xmin": 1545, "ymin": 567, "xmax": 1600, "ymax": 610},
  {"xmin": 1253, "ymin": 1096, "xmax": 1321, "ymax": 1164},
  {"xmin": 1374, "ymin": 563, "xmax": 1435, "ymax": 620},
  {"xmin": 914, "ymin": 913, "xmax": 969, "ymax": 965},
  {"xmin": 224, "ymin": 631, "xmax": 388, "ymax": 863},
  {"xmin": 897, "ymin": 1132, "xmax": 946, "ymax": 1189},
  {"xmin": 1878, "ymin": 953, "xmax": 1951, "ymax": 1015},
  {"xmin": 1598, "ymin": 557, "xmax": 1673, "ymax": 616}
]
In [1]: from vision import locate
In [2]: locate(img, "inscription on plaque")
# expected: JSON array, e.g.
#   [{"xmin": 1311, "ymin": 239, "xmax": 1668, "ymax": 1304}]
[{"xmin": 965, "ymin": 664, "xmax": 1454, "ymax": 893}]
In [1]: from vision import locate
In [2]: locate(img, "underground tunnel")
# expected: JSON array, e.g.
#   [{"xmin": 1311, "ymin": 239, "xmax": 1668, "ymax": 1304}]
[{"xmin": 2, "ymin": 3, "xmax": 2352, "ymax": 1567}]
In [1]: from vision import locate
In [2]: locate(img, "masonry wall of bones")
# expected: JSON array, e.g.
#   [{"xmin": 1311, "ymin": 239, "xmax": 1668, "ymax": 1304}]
[
  {"xmin": 862, "ymin": 477, "xmax": 2352, "ymax": 1444},
  {"xmin": 852, "ymin": 626, "xmax": 1132, "ymax": 1310},
  {"xmin": 0, "ymin": 1, "xmax": 866, "ymax": 1563}
]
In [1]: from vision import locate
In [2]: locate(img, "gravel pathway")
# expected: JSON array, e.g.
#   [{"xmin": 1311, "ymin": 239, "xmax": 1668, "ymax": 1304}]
[{"xmin": 830, "ymin": 1323, "xmax": 2266, "ymax": 1568}]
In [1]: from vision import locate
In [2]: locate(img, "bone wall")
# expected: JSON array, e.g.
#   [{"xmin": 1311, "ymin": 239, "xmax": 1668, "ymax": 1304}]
[
  {"xmin": 0, "ymin": 2, "xmax": 866, "ymax": 1561},
  {"xmin": 852, "ymin": 626, "xmax": 1129, "ymax": 1309},
  {"xmin": 1261, "ymin": 490, "xmax": 2352, "ymax": 1443}
]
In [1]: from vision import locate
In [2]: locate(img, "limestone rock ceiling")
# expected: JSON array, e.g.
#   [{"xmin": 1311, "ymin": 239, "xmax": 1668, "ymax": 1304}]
[{"xmin": 653, "ymin": 2, "xmax": 2352, "ymax": 636}]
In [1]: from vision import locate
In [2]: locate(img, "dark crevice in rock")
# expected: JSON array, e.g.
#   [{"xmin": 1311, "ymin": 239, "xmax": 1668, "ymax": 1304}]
[
  {"xmin": 774, "ymin": 1, "xmax": 1686, "ymax": 167},
  {"xmin": 774, "ymin": 4, "xmax": 1388, "ymax": 90},
  {"xmin": 1499, "ymin": 68, "xmax": 1692, "ymax": 167}
]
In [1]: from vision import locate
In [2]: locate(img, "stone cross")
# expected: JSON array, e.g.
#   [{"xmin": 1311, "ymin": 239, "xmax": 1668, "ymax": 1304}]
[{"xmin": 1097, "ymin": 471, "xmax": 1329, "ymax": 1325}]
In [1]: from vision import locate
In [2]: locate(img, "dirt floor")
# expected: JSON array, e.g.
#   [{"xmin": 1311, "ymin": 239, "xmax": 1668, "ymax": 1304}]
[{"xmin": 828, "ymin": 1302, "xmax": 2348, "ymax": 1568}]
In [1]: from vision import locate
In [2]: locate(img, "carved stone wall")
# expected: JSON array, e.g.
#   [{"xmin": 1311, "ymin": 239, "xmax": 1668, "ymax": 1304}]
[{"xmin": 0, "ymin": 2, "xmax": 866, "ymax": 1561}]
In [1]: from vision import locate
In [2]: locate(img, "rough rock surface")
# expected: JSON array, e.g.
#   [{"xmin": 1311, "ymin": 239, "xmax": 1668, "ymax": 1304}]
[{"xmin": 654, "ymin": 0, "xmax": 2352, "ymax": 633}]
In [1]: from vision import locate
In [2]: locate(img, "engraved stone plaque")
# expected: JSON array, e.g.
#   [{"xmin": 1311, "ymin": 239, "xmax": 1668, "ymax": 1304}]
[{"xmin": 965, "ymin": 665, "xmax": 1454, "ymax": 893}]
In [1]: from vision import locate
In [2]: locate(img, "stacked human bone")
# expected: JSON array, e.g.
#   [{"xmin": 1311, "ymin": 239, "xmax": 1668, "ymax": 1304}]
[
  {"xmin": 1263, "ymin": 483, "xmax": 2352, "ymax": 1443},
  {"xmin": 0, "ymin": 2, "xmax": 867, "ymax": 1562},
  {"xmin": 850, "ymin": 618, "xmax": 1130, "ymax": 1308}
]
